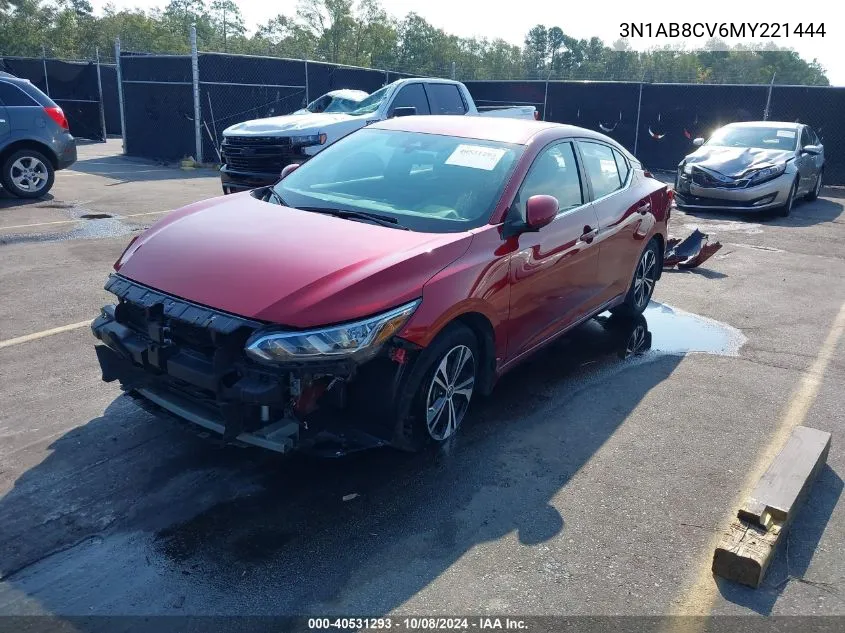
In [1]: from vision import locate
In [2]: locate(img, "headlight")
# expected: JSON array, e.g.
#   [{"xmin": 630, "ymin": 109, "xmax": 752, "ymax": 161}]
[
  {"xmin": 683, "ymin": 163, "xmax": 693, "ymax": 175},
  {"xmin": 749, "ymin": 162, "xmax": 786, "ymax": 183},
  {"xmin": 288, "ymin": 133, "xmax": 327, "ymax": 147},
  {"xmin": 245, "ymin": 300, "xmax": 420, "ymax": 364}
]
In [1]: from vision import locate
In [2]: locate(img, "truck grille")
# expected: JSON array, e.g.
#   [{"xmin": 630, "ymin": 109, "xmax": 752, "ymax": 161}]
[{"xmin": 221, "ymin": 136, "xmax": 306, "ymax": 174}]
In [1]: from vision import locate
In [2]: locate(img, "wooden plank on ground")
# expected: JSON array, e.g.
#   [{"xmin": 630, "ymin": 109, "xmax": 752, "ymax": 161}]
[{"xmin": 712, "ymin": 425, "xmax": 831, "ymax": 588}]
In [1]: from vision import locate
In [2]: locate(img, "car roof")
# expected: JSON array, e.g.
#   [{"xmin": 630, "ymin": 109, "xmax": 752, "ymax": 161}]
[
  {"xmin": 372, "ymin": 115, "xmax": 617, "ymax": 146},
  {"xmin": 723, "ymin": 120, "xmax": 803, "ymax": 129}
]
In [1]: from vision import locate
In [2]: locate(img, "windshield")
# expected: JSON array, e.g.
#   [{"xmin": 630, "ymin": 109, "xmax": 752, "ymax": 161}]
[
  {"xmin": 348, "ymin": 85, "xmax": 391, "ymax": 116},
  {"xmin": 706, "ymin": 126, "xmax": 798, "ymax": 151},
  {"xmin": 273, "ymin": 128, "xmax": 523, "ymax": 233},
  {"xmin": 307, "ymin": 94, "xmax": 362, "ymax": 114}
]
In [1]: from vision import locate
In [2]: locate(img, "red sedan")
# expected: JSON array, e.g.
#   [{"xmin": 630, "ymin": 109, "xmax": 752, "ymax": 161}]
[{"xmin": 92, "ymin": 116, "xmax": 670, "ymax": 454}]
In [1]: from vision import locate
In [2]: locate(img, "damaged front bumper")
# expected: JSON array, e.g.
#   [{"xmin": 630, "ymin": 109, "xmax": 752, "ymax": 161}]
[
  {"xmin": 91, "ymin": 275, "xmax": 412, "ymax": 454},
  {"xmin": 675, "ymin": 168, "xmax": 792, "ymax": 212}
]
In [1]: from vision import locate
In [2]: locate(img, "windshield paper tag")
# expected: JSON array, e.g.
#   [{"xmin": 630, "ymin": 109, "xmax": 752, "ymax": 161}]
[
  {"xmin": 776, "ymin": 130, "xmax": 796, "ymax": 138},
  {"xmin": 446, "ymin": 144, "xmax": 507, "ymax": 170}
]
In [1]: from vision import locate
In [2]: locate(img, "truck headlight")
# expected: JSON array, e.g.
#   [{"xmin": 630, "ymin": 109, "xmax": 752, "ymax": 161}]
[
  {"xmin": 288, "ymin": 133, "xmax": 327, "ymax": 147},
  {"xmin": 749, "ymin": 162, "xmax": 786, "ymax": 184},
  {"xmin": 245, "ymin": 300, "xmax": 420, "ymax": 364}
]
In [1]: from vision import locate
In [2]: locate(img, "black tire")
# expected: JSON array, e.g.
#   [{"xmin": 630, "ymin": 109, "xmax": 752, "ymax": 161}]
[
  {"xmin": 805, "ymin": 169, "xmax": 823, "ymax": 201},
  {"xmin": 610, "ymin": 239, "xmax": 660, "ymax": 318},
  {"xmin": 1, "ymin": 149, "xmax": 55, "ymax": 198},
  {"xmin": 775, "ymin": 178, "xmax": 798, "ymax": 217},
  {"xmin": 391, "ymin": 322, "xmax": 480, "ymax": 453}
]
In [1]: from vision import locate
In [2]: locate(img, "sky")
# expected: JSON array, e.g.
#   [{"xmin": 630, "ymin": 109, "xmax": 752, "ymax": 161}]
[{"xmin": 90, "ymin": 0, "xmax": 842, "ymax": 85}]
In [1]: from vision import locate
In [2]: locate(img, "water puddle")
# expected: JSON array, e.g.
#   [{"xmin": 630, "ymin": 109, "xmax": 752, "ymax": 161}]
[{"xmin": 639, "ymin": 301, "xmax": 746, "ymax": 357}]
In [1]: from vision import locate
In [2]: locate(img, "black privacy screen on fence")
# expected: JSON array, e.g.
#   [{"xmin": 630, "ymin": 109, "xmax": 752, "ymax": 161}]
[
  {"xmin": 198, "ymin": 53, "xmax": 307, "ymax": 164},
  {"xmin": 121, "ymin": 53, "xmax": 196, "ymax": 160},
  {"xmin": 0, "ymin": 56, "xmax": 115, "ymax": 140}
]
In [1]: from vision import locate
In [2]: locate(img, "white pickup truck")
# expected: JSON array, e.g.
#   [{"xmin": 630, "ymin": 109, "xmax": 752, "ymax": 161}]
[{"xmin": 219, "ymin": 77, "xmax": 538, "ymax": 193}]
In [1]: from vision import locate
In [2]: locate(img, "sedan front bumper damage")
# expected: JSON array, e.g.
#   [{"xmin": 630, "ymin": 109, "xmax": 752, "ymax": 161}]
[{"xmin": 91, "ymin": 275, "xmax": 401, "ymax": 454}]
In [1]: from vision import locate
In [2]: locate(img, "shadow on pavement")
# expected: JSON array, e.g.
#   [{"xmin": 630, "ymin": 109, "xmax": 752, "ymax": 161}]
[
  {"xmin": 0, "ymin": 312, "xmax": 682, "ymax": 621},
  {"xmin": 716, "ymin": 465, "xmax": 844, "ymax": 615},
  {"xmin": 70, "ymin": 155, "xmax": 217, "ymax": 184},
  {"xmin": 680, "ymin": 195, "xmax": 843, "ymax": 228}
]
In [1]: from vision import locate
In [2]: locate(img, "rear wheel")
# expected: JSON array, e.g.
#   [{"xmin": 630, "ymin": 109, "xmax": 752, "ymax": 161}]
[
  {"xmin": 391, "ymin": 323, "xmax": 479, "ymax": 452},
  {"xmin": 805, "ymin": 169, "xmax": 823, "ymax": 201},
  {"xmin": 611, "ymin": 239, "xmax": 660, "ymax": 317},
  {"xmin": 1, "ymin": 149, "xmax": 55, "ymax": 198}
]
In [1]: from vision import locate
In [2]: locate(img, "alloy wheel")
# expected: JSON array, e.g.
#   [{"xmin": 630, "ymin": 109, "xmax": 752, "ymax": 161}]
[
  {"xmin": 425, "ymin": 344, "xmax": 476, "ymax": 441},
  {"xmin": 624, "ymin": 324, "xmax": 648, "ymax": 358},
  {"xmin": 633, "ymin": 249, "xmax": 657, "ymax": 309},
  {"xmin": 11, "ymin": 156, "xmax": 49, "ymax": 193}
]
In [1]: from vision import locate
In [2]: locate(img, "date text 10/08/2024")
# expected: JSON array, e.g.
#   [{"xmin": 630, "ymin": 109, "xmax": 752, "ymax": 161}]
[
  {"xmin": 619, "ymin": 22, "xmax": 825, "ymax": 38},
  {"xmin": 308, "ymin": 617, "xmax": 529, "ymax": 630}
]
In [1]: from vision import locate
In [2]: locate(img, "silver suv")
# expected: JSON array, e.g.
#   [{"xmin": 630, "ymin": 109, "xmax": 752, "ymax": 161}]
[{"xmin": 0, "ymin": 72, "xmax": 77, "ymax": 198}]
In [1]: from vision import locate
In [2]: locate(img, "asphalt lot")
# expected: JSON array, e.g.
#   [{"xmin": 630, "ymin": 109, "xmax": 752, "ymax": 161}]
[{"xmin": 0, "ymin": 139, "xmax": 843, "ymax": 620}]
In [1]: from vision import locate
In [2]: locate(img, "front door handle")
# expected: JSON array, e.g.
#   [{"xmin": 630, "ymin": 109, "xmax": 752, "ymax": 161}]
[
  {"xmin": 636, "ymin": 201, "xmax": 651, "ymax": 215},
  {"xmin": 579, "ymin": 225, "xmax": 598, "ymax": 243}
]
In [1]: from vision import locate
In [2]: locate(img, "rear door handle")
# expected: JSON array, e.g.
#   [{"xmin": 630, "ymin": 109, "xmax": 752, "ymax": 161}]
[
  {"xmin": 579, "ymin": 225, "xmax": 598, "ymax": 243},
  {"xmin": 636, "ymin": 202, "xmax": 651, "ymax": 215}
]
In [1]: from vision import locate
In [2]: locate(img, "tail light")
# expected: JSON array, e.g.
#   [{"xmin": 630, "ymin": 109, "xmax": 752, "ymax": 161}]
[
  {"xmin": 44, "ymin": 106, "xmax": 69, "ymax": 130},
  {"xmin": 643, "ymin": 170, "xmax": 654, "ymax": 178}
]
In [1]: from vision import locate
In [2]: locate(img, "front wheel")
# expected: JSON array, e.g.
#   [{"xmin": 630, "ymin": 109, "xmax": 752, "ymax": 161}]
[
  {"xmin": 611, "ymin": 239, "xmax": 660, "ymax": 317},
  {"xmin": 1, "ymin": 149, "xmax": 55, "ymax": 198},
  {"xmin": 775, "ymin": 178, "xmax": 798, "ymax": 217},
  {"xmin": 392, "ymin": 323, "xmax": 479, "ymax": 452}
]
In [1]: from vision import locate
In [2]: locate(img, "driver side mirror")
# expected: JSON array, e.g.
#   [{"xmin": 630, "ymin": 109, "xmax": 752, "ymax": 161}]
[
  {"xmin": 391, "ymin": 106, "xmax": 417, "ymax": 118},
  {"xmin": 692, "ymin": 137, "xmax": 705, "ymax": 147},
  {"xmin": 280, "ymin": 163, "xmax": 301, "ymax": 179},
  {"xmin": 801, "ymin": 145, "xmax": 821, "ymax": 155},
  {"xmin": 503, "ymin": 195, "xmax": 558, "ymax": 239}
]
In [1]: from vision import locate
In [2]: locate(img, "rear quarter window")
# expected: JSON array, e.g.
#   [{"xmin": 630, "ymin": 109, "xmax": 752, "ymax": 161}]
[{"xmin": 0, "ymin": 81, "xmax": 40, "ymax": 106}]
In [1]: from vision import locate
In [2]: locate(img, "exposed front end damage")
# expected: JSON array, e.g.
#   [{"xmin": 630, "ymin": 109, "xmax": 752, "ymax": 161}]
[{"xmin": 91, "ymin": 274, "xmax": 417, "ymax": 455}]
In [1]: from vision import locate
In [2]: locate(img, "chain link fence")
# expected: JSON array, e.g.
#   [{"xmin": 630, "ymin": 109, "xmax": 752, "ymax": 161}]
[{"xmin": 0, "ymin": 52, "xmax": 120, "ymax": 140}]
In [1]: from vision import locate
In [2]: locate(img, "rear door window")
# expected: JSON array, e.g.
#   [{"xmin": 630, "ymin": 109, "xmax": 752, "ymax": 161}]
[
  {"xmin": 390, "ymin": 84, "xmax": 431, "ymax": 116},
  {"xmin": 0, "ymin": 81, "xmax": 39, "ymax": 106},
  {"xmin": 579, "ymin": 141, "xmax": 623, "ymax": 199},
  {"xmin": 612, "ymin": 149, "xmax": 630, "ymax": 184},
  {"xmin": 425, "ymin": 84, "xmax": 467, "ymax": 115}
]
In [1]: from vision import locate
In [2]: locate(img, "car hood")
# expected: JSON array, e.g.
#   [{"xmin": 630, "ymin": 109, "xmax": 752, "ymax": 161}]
[
  {"xmin": 683, "ymin": 146, "xmax": 794, "ymax": 178},
  {"xmin": 115, "ymin": 193, "xmax": 472, "ymax": 328},
  {"xmin": 223, "ymin": 112, "xmax": 363, "ymax": 136}
]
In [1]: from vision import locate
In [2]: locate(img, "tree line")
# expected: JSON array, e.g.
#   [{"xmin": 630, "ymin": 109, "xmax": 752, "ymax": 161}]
[{"xmin": 0, "ymin": 0, "xmax": 830, "ymax": 85}]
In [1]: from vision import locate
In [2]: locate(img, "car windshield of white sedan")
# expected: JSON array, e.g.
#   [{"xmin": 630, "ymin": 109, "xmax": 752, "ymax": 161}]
[
  {"xmin": 275, "ymin": 129, "xmax": 523, "ymax": 232},
  {"xmin": 706, "ymin": 126, "xmax": 798, "ymax": 151}
]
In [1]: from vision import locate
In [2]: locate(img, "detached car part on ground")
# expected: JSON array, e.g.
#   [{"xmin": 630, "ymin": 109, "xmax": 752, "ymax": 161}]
[
  {"xmin": 674, "ymin": 121, "xmax": 824, "ymax": 217},
  {"xmin": 93, "ymin": 116, "xmax": 671, "ymax": 456},
  {"xmin": 0, "ymin": 72, "xmax": 77, "ymax": 198},
  {"xmin": 219, "ymin": 78, "xmax": 539, "ymax": 194}
]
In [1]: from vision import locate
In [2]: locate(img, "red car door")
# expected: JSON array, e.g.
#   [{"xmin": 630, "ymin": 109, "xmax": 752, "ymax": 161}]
[
  {"xmin": 577, "ymin": 140, "xmax": 655, "ymax": 303},
  {"xmin": 506, "ymin": 141, "xmax": 602, "ymax": 362}
]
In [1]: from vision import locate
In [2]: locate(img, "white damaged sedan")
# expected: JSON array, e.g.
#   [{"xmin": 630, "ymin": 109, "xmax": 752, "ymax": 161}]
[{"xmin": 675, "ymin": 121, "xmax": 824, "ymax": 217}]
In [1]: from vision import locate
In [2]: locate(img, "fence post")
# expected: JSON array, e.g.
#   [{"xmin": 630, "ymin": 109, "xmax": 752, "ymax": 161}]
[
  {"xmin": 384, "ymin": 69, "xmax": 389, "ymax": 87},
  {"xmin": 41, "ymin": 44, "xmax": 50, "ymax": 96},
  {"xmin": 304, "ymin": 59, "xmax": 309, "ymax": 105},
  {"xmin": 95, "ymin": 47, "xmax": 107, "ymax": 143},
  {"xmin": 633, "ymin": 75, "xmax": 645, "ymax": 156},
  {"xmin": 542, "ymin": 67, "xmax": 552, "ymax": 121},
  {"xmin": 763, "ymin": 72, "xmax": 776, "ymax": 121},
  {"xmin": 114, "ymin": 37, "xmax": 127, "ymax": 154},
  {"xmin": 451, "ymin": 61, "xmax": 456, "ymax": 81},
  {"xmin": 190, "ymin": 25, "xmax": 202, "ymax": 163}
]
